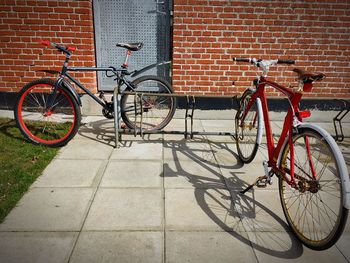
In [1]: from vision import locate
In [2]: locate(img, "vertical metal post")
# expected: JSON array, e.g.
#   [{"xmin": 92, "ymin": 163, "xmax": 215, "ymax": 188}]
[
  {"xmin": 190, "ymin": 96, "xmax": 195, "ymax": 139},
  {"xmin": 184, "ymin": 95, "xmax": 190, "ymax": 139},
  {"xmin": 113, "ymin": 85, "xmax": 120, "ymax": 148},
  {"xmin": 139, "ymin": 93, "xmax": 144, "ymax": 138},
  {"xmin": 133, "ymin": 93, "xmax": 138, "ymax": 137}
]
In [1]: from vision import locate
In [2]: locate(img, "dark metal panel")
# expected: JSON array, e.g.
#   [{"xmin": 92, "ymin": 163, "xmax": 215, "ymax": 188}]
[{"xmin": 93, "ymin": 0, "xmax": 172, "ymax": 91}]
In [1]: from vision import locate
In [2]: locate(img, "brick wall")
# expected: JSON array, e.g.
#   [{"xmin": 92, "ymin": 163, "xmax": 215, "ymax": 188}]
[
  {"xmin": 172, "ymin": 0, "xmax": 350, "ymax": 98},
  {"xmin": 1, "ymin": 0, "xmax": 349, "ymax": 99},
  {"xmin": 0, "ymin": 0, "xmax": 96, "ymax": 93}
]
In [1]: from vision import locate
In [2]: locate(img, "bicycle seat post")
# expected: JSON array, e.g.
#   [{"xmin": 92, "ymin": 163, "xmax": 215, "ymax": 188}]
[{"xmin": 122, "ymin": 50, "xmax": 132, "ymax": 69}]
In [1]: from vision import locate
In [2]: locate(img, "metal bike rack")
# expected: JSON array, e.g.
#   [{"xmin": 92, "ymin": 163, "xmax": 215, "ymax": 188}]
[
  {"xmin": 333, "ymin": 99, "xmax": 350, "ymax": 142},
  {"xmin": 113, "ymin": 90, "xmax": 238, "ymax": 148}
]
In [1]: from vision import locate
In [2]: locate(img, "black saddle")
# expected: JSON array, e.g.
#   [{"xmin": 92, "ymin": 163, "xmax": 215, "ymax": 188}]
[{"xmin": 116, "ymin": 42, "xmax": 143, "ymax": 51}]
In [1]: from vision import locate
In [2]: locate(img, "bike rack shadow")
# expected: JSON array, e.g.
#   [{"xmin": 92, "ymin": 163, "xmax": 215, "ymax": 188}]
[
  {"xmin": 77, "ymin": 118, "xmax": 303, "ymax": 257},
  {"xmin": 0, "ymin": 119, "xmax": 28, "ymax": 143},
  {"xmin": 77, "ymin": 118, "xmax": 164, "ymax": 147},
  {"xmin": 162, "ymin": 138, "xmax": 303, "ymax": 259}
]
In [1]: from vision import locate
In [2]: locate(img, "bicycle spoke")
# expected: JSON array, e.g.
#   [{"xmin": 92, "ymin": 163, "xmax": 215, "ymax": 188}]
[{"xmin": 279, "ymin": 129, "xmax": 345, "ymax": 248}]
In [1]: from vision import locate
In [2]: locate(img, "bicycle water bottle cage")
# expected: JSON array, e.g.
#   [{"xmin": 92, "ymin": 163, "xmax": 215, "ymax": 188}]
[
  {"xmin": 116, "ymin": 42, "xmax": 143, "ymax": 51},
  {"xmin": 293, "ymin": 68, "xmax": 325, "ymax": 92}
]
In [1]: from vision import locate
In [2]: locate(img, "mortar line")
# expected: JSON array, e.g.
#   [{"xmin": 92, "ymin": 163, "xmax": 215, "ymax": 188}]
[{"xmin": 67, "ymin": 149, "xmax": 114, "ymax": 263}]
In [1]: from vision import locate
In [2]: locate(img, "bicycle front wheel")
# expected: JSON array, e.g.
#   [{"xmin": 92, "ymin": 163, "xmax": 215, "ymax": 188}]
[
  {"xmin": 235, "ymin": 89, "xmax": 262, "ymax": 163},
  {"xmin": 14, "ymin": 78, "xmax": 81, "ymax": 147},
  {"xmin": 121, "ymin": 75, "xmax": 176, "ymax": 131},
  {"xmin": 279, "ymin": 127, "xmax": 348, "ymax": 250}
]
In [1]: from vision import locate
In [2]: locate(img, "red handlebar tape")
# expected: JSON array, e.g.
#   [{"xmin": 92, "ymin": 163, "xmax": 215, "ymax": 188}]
[{"xmin": 39, "ymin": 40, "xmax": 51, "ymax": 46}]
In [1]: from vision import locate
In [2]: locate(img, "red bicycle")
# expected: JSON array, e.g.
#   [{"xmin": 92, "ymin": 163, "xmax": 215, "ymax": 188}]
[{"xmin": 234, "ymin": 57, "xmax": 350, "ymax": 250}]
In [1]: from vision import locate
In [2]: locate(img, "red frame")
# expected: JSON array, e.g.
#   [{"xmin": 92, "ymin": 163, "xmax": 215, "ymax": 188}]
[{"xmin": 242, "ymin": 76, "xmax": 316, "ymax": 186}]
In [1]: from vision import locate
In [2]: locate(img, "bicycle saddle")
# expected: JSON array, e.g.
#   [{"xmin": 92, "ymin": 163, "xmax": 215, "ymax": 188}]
[
  {"xmin": 293, "ymin": 68, "xmax": 325, "ymax": 83},
  {"xmin": 116, "ymin": 42, "xmax": 143, "ymax": 51}
]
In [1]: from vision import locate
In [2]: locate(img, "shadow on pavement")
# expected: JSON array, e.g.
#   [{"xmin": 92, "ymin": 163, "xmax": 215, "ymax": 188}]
[{"xmin": 163, "ymin": 139, "xmax": 304, "ymax": 259}]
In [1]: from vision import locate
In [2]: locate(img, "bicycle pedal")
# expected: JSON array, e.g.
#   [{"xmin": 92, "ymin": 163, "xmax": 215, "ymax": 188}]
[
  {"xmin": 240, "ymin": 176, "xmax": 268, "ymax": 195},
  {"xmin": 256, "ymin": 181, "xmax": 267, "ymax": 188}
]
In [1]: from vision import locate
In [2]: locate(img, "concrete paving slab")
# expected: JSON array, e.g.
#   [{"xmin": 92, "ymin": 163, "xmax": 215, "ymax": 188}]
[
  {"xmin": 248, "ymin": 231, "xmax": 348, "ymax": 263},
  {"xmin": 246, "ymin": 230, "xmax": 303, "ymax": 261},
  {"xmin": 173, "ymin": 109, "xmax": 238, "ymax": 120},
  {"xmin": 70, "ymin": 231, "xmax": 162, "ymax": 263},
  {"xmin": 0, "ymin": 232, "xmax": 78, "ymax": 263},
  {"xmin": 221, "ymin": 161, "xmax": 279, "ymax": 190},
  {"xmin": 201, "ymin": 119, "xmax": 235, "ymax": 133},
  {"xmin": 163, "ymin": 131, "xmax": 209, "ymax": 140},
  {"xmin": 209, "ymin": 140, "xmax": 241, "ymax": 167},
  {"xmin": 165, "ymin": 188, "xmax": 243, "ymax": 231},
  {"xmin": 101, "ymin": 160, "xmax": 162, "ymax": 188},
  {"xmin": 230, "ymin": 189, "xmax": 288, "ymax": 232},
  {"xmin": 345, "ymin": 218, "xmax": 350, "ymax": 233},
  {"xmin": 76, "ymin": 120, "xmax": 115, "ymax": 143},
  {"xmin": 163, "ymin": 139, "xmax": 216, "ymax": 161},
  {"xmin": 0, "ymin": 188, "xmax": 93, "ymax": 231},
  {"xmin": 211, "ymin": 142, "xmax": 274, "ymax": 190},
  {"xmin": 164, "ymin": 118, "xmax": 204, "ymax": 131},
  {"xmin": 32, "ymin": 159, "xmax": 104, "ymax": 188},
  {"xmin": 57, "ymin": 138, "xmax": 114, "ymax": 160},
  {"xmin": 205, "ymin": 134, "xmax": 236, "ymax": 143},
  {"xmin": 336, "ymin": 233, "xmax": 350, "ymax": 261},
  {"xmin": 212, "ymin": 140, "xmax": 269, "ymax": 166},
  {"xmin": 0, "ymin": 109, "xmax": 14, "ymax": 119},
  {"xmin": 118, "ymin": 133, "xmax": 163, "ymax": 142},
  {"xmin": 110, "ymin": 141, "xmax": 163, "ymax": 160},
  {"xmin": 163, "ymin": 159, "xmax": 225, "ymax": 189},
  {"xmin": 84, "ymin": 188, "xmax": 162, "ymax": 231},
  {"xmin": 166, "ymin": 231, "xmax": 257, "ymax": 263}
]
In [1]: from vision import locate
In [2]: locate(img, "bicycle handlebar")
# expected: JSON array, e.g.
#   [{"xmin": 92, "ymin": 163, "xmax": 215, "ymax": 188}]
[
  {"xmin": 39, "ymin": 40, "xmax": 76, "ymax": 55},
  {"xmin": 277, "ymin": 59, "xmax": 295, "ymax": 64},
  {"xmin": 233, "ymin": 58, "xmax": 252, "ymax": 63},
  {"xmin": 233, "ymin": 57, "xmax": 295, "ymax": 65}
]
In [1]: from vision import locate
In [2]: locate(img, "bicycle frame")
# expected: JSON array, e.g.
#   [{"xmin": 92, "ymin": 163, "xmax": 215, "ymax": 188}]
[
  {"xmin": 242, "ymin": 76, "xmax": 315, "ymax": 187},
  {"xmin": 64, "ymin": 67, "xmax": 134, "ymax": 110}
]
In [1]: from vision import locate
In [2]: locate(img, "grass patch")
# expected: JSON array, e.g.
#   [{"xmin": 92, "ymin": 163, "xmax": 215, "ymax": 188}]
[{"xmin": 0, "ymin": 118, "xmax": 59, "ymax": 223}]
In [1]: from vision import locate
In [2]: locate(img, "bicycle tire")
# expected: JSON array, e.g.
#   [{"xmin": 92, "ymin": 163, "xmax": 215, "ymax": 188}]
[
  {"xmin": 235, "ymin": 89, "xmax": 262, "ymax": 163},
  {"xmin": 120, "ymin": 75, "xmax": 176, "ymax": 131},
  {"xmin": 278, "ymin": 127, "xmax": 348, "ymax": 250},
  {"xmin": 14, "ymin": 78, "xmax": 81, "ymax": 147}
]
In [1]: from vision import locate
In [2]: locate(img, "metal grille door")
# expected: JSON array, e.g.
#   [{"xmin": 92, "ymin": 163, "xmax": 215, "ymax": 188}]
[{"xmin": 93, "ymin": 0, "xmax": 172, "ymax": 91}]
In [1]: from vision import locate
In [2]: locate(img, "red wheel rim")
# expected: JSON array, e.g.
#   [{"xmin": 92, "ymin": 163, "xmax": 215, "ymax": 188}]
[{"xmin": 17, "ymin": 84, "xmax": 76, "ymax": 145}]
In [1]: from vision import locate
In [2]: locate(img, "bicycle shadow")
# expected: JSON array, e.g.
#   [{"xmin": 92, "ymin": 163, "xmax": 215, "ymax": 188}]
[
  {"xmin": 0, "ymin": 118, "xmax": 28, "ymax": 143},
  {"xmin": 163, "ymin": 138, "xmax": 303, "ymax": 259},
  {"xmin": 77, "ymin": 119, "xmax": 305, "ymax": 257},
  {"xmin": 77, "ymin": 118, "xmax": 164, "ymax": 147}
]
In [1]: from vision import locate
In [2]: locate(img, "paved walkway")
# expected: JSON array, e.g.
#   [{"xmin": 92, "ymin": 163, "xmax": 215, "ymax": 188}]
[{"xmin": 0, "ymin": 115, "xmax": 349, "ymax": 263}]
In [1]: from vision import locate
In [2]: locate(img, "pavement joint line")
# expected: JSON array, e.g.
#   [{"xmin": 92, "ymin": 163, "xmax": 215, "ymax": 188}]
[
  {"xmin": 66, "ymin": 152, "xmax": 113, "ymax": 263},
  {"xmin": 335, "ymin": 245, "xmax": 350, "ymax": 263},
  {"xmin": 0, "ymin": 230, "xmax": 80, "ymax": 233},
  {"xmin": 161, "ymin": 134, "xmax": 166, "ymax": 263},
  {"xmin": 206, "ymin": 133, "xmax": 261, "ymax": 262}
]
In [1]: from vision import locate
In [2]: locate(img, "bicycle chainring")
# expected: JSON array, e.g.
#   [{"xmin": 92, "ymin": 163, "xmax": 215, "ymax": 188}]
[{"xmin": 102, "ymin": 102, "xmax": 114, "ymax": 119}]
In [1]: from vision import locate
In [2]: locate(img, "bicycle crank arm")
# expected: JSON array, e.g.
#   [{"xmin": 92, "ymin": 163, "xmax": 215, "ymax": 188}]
[{"xmin": 240, "ymin": 176, "xmax": 268, "ymax": 195}]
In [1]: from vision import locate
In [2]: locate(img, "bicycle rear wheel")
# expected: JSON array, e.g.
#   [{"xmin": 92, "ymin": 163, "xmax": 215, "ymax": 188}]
[
  {"xmin": 121, "ymin": 75, "xmax": 176, "ymax": 131},
  {"xmin": 14, "ymin": 78, "xmax": 81, "ymax": 147},
  {"xmin": 279, "ymin": 127, "xmax": 348, "ymax": 250},
  {"xmin": 235, "ymin": 89, "xmax": 262, "ymax": 163}
]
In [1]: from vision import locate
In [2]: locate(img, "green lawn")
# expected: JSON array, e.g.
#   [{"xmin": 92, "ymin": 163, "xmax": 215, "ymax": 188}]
[{"xmin": 0, "ymin": 118, "xmax": 59, "ymax": 223}]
